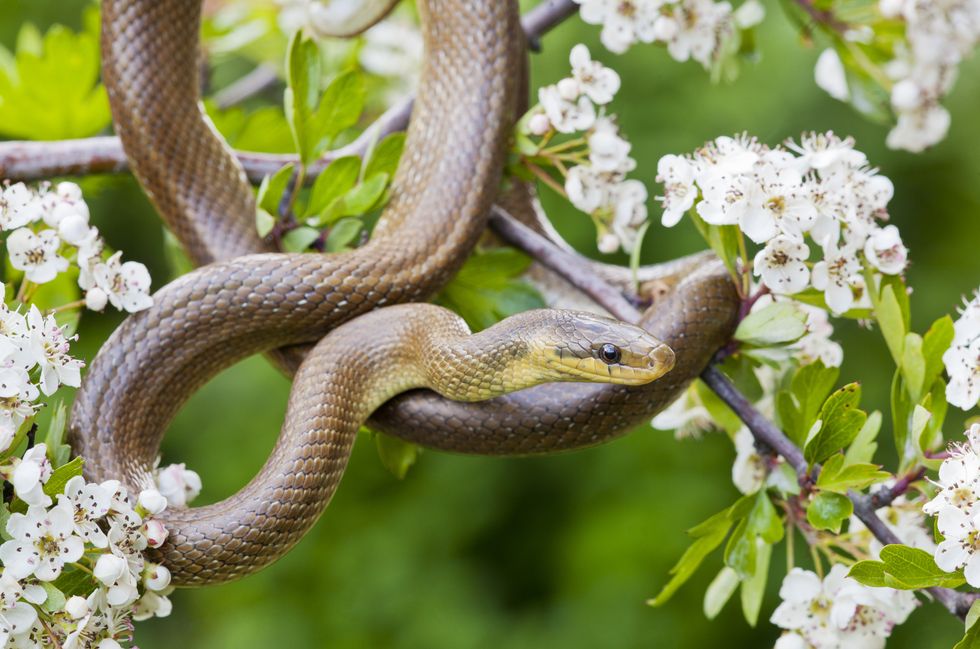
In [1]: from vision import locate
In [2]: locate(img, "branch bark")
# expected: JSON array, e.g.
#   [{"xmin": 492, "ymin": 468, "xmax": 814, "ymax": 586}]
[
  {"xmin": 0, "ymin": 0, "xmax": 579, "ymax": 184},
  {"xmin": 489, "ymin": 206, "xmax": 974, "ymax": 622}
]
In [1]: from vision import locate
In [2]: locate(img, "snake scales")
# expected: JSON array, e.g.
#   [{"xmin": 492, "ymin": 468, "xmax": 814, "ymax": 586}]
[{"xmin": 68, "ymin": 0, "xmax": 739, "ymax": 586}]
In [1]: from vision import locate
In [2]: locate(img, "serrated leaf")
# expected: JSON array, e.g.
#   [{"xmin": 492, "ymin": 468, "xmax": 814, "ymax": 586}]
[
  {"xmin": 966, "ymin": 600, "xmax": 980, "ymax": 632},
  {"xmin": 891, "ymin": 369, "xmax": 912, "ymax": 467},
  {"xmin": 746, "ymin": 491, "xmax": 784, "ymax": 544},
  {"xmin": 877, "ymin": 544, "xmax": 966, "ymax": 589},
  {"xmin": 848, "ymin": 560, "xmax": 890, "ymax": 588},
  {"xmin": 284, "ymin": 31, "xmax": 322, "ymax": 165},
  {"xmin": 735, "ymin": 303, "xmax": 807, "ymax": 346},
  {"xmin": 815, "ymin": 454, "xmax": 890, "ymax": 493},
  {"xmin": 281, "ymin": 226, "xmax": 321, "ymax": 252},
  {"xmin": 42, "ymin": 456, "xmax": 83, "ymax": 497},
  {"xmin": 725, "ymin": 519, "xmax": 756, "ymax": 578},
  {"xmin": 804, "ymin": 383, "xmax": 867, "ymax": 465},
  {"xmin": 844, "ymin": 410, "xmax": 881, "ymax": 465},
  {"xmin": 779, "ymin": 361, "xmax": 839, "ymax": 446},
  {"xmin": 704, "ymin": 566, "xmax": 739, "ymax": 620},
  {"xmin": 364, "ymin": 132, "xmax": 406, "ymax": 180},
  {"xmin": 43, "ymin": 401, "xmax": 71, "ymax": 468},
  {"xmin": 901, "ymin": 332, "xmax": 925, "ymax": 402},
  {"xmin": 922, "ymin": 315, "xmax": 955, "ymax": 390},
  {"xmin": 875, "ymin": 283, "xmax": 907, "ymax": 365},
  {"xmin": 374, "ymin": 433, "xmax": 419, "ymax": 480},
  {"xmin": 307, "ymin": 156, "xmax": 361, "ymax": 220},
  {"xmin": 806, "ymin": 491, "xmax": 853, "ymax": 532},
  {"xmin": 51, "ymin": 565, "xmax": 94, "ymax": 598},
  {"xmin": 920, "ymin": 379, "xmax": 948, "ymax": 454},
  {"xmin": 257, "ymin": 163, "xmax": 295, "ymax": 216},
  {"xmin": 325, "ymin": 218, "xmax": 362, "ymax": 252},
  {"xmin": 0, "ymin": 503, "xmax": 11, "ymax": 541}
]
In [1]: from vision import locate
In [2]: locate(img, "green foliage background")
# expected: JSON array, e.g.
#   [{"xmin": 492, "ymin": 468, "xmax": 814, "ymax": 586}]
[{"xmin": 2, "ymin": 1, "xmax": 979, "ymax": 646}]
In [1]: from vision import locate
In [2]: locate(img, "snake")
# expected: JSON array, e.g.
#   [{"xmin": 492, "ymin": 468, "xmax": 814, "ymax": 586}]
[{"xmin": 68, "ymin": 0, "xmax": 740, "ymax": 586}]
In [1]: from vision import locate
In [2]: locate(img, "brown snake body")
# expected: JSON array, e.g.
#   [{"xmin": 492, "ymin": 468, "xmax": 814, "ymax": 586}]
[{"xmin": 69, "ymin": 0, "xmax": 739, "ymax": 585}]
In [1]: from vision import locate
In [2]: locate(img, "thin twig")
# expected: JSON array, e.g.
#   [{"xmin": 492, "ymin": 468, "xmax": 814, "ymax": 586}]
[
  {"xmin": 213, "ymin": 63, "xmax": 280, "ymax": 109},
  {"xmin": 0, "ymin": 0, "xmax": 579, "ymax": 184},
  {"xmin": 489, "ymin": 206, "xmax": 973, "ymax": 621}
]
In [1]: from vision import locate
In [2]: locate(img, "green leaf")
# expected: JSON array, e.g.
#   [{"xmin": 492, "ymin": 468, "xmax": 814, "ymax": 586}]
[
  {"xmin": 284, "ymin": 30, "xmax": 322, "ymax": 165},
  {"xmin": 724, "ymin": 519, "xmax": 756, "ymax": 578},
  {"xmin": 374, "ymin": 433, "xmax": 419, "ymax": 480},
  {"xmin": 694, "ymin": 379, "xmax": 742, "ymax": 436},
  {"xmin": 437, "ymin": 248, "xmax": 545, "ymax": 331},
  {"xmin": 281, "ymin": 226, "xmax": 320, "ymax": 252},
  {"xmin": 649, "ymin": 498, "xmax": 751, "ymax": 607},
  {"xmin": 815, "ymin": 454, "xmax": 890, "ymax": 493},
  {"xmin": 206, "ymin": 103, "xmax": 294, "ymax": 154},
  {"xmin": 0, "ymin": 17, "xmax": 110, "ymax": 139},
  {"xmin": 955, "ymin": 622, "xmax": 980, "ymax": 649},
  {"xmin": 848, "ymin": 560, "xmax": 889, "ymax": 588},
  {"xmin": 875, "ymin": 282, "xmax": 907, "ymax": 365},
  {"xmin": 967, "ymin": 600, "xmax": 980, "ymax": 632},
  {"xmin": 920, "ymin": 379, "xmax": 948, "ymax": 455},
  {"xmin": 922, "ymin": 315, "xmax": 955, "ymax": 389},
  {"xmin": 703, "ymin": 567, "xmax": 739, "ymax": 620},
  {"xmin": 44, "ymin": 401, "xmax": 71, "ymax": 467},
  {"xmin": 51, "ymin": 565, "xmax": 94, "ymax": 598},
  {"xmin": 313, "ymin": 70, "xmax": 365, "ymax": 151},
  {"xmin": 877, "ymin": 544, "xmax": 966, "ymax": 589},
  {"xmin": 325, "ymin": 218, "xmax": 362, "ymax": 252},
  {"xmin": 806, "ymin": 491, "xmax": 853, "ymax": 532},
  {"xmin": 364, "ymin": 132, "xmax": 406, "ymax": 180},
  {"xmin": 901, "ymin": 332, "xmax": 925, "ymax": 402},
  {"xmin": 844, "ymin": 410, "xmax": 881, "ymax": 465},
  {"xmin": 746, "ymin": 491, "xmax": 784, "ymax": 544},
  {"xmin": 804, "ymin": 383, "xmax": 867, "ymax": 465},
  {"xmin": 256, "ymin": 163, "xmax": 295, "ymax": 236},
  {"xmin": 891, "ymin": 369, "xmax": 912, "ymax": 466},
  {"xmin": 307, "ymin": 156, "xmax": 361, "ymax": 220},
  {"xmin": 689, "ymin": 214, "xmax": 741, "ymax": 280},
  {"xmin": 0, "ymin": 503, "xmax": 11, "ymax": 541},
  {"xmin": 41, "ymin": 582, "xmax": 66, "ymax": 614},
  {"xmin": 42, "ymin": 456, "xmax": 84, "ymax": 497},
  {"xmin": 740, "ymin": 540, "xmax": 771, "ymax": 627},
  {"xmin": 341, "ymin": 173, "xmax": 388, "ymax": 217},
  {"xmin": 734, "ymin": 303, "xmax": 807, "ymax": 346},
  {"xmin": 778, "ymin": 361, "xmax": 839, "ymax": 446}
]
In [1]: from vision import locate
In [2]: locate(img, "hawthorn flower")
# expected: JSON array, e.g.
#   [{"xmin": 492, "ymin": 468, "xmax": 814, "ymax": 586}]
[
  {"xmin": 814, "ymin": 49, "xmax": 849, "ymax": 101},
  {"xmin": 26, "ymin": 305, "xmax": 84, "ymax": 395},
  {"xmin": 155, "ymin": 463, "xmax": 203, "ymax": 508},
  {"xmin": 569, "ymin": 44, "xmax": 620, "ymax": 105},
  {"xmin": 588, "ymin": 118, "xmax": 634, "ymax": 173},
  {"xmin": 0, "ymin": 505, "xmax": 84, "ymax": 581},
  {"xmin": 94, "ymin": 554, "xmax": 140, "ymax": 607},
  {"xmin": 0, "ymin": 600, "xmax": 37, "ymax": 646},
  {"xmin": 811, "ymin": 243, "xmax": 862, "ymax": 314},
  {"xmin": 753, "ymin": 236, "xmax": 810, "ymax": 295},
  {"xmin": 539, "ymin": 85, "xmax": 596, "ymax": 134},
  {"xmin": 655, "ymin": 154, "xmax": 698, "ymax": 227},
  {"xmin": 771, "ymin": 565, "xmax": 915, "ymax": 649},
  {"xmin": 92, "ymin": 252, "xmax": 154, "ymax": 313},
  {"xmin": 12, "ymin": 444, "xmax": 52, "ymax": 507},
  {"xmin": 942, "ymin": 291, "xmax": 979, "ymax": 410},
  {"xmin": 565, "ymin": 165, "xmax": 608, "ymax": 214},
  {"xmin": 651, "ymin": 386, "xmax": 715, "ymax": 439},
  {"xmin": 7, "ymin": 228, "xmax": 68, "ymax": 284},
  {"xmin": 574, "ymin": 0, "xmax": 660, "ymax": 54},
  {"xmin": 738, "ymin": 165, "xmax": 817, "ymax": 244},
  {"xmin": 0, "ymin": 183, "xmax": 37, "ymax": 231},
  {"xmin": 662, "ymin": 0, "xmax": 734, "ymax": 67},
  {"xmin": 791, "ymin": 305, "xmax": 844, "ymax": 367},
  {"xmin": 610, "ymin": 179, "xmax": 649, "ymax": 252},
  {"xmin": 58, "ymin": 476, "xmax": 112, "ymax": 548},
  {"xmin": 925, "ymin": 424, "xmax": 980, "ymax": 583},
  {"xmin": 863, "ymin": 225, "xmax": 908, "ymax": 275}
]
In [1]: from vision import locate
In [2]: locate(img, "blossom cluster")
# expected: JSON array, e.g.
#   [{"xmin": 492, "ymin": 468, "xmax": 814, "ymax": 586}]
[
  {"xmin": 656, "ymin": 132, "xmax": 908, "ymax": 314},
  {"xmin": 0, "ymin": 181, "xmax": 152, "ymax": 314},
  {"xmin": 522, "ymin": 45, "xmax": 648, "ymax": 254},
  {"xmin": 924, "ymin": 424, "xmax": 980, "ymax": 585},
  {"xmin": 814, "ymin": 1, "xmax": 980, "ymax": 152},
  {"xmin": 0, "ymin": 443, "xmax": 174, "ymax": 647},
  {"xmin": 572, "ymin": 0, "xmax": 765, "ymax": 68},
  {"xmin": 943, "ymin": 290, "xmax": 980, "ymax": 410},
  {"xmin": 771, "ymin": 564, "xmax": 917, "ymax": 649}
]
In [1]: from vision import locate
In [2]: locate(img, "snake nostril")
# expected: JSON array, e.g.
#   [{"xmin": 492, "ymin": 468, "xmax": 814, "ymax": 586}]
[{"xmin": 652, "ymin": 345, "xmax": 676, "ymax": 369}]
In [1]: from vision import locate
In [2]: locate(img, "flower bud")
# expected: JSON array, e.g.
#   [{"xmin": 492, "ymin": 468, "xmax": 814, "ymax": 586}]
[
  {"xmin": 144, "ymin": 519, "xmax": 169, "ymax": 548},
  {"xmin": 890, "ymin": 79, "xmax": 922, "ymax": 111},
  {"xmin": 86, "ymin": 288, "xmax": 108, "ymax": 312},
  {"xmin": 557, "ymin": 77, "xmax": 580, "ymax": 101},
  {"xmin": 58, "ymin": 214, "xmax": 92, "ymax": 246},
  {"xmin": 65, "ymin": 595, "xmax": 90, "ymax": 619},
  {"xmin": 528, "ymin": 113, "xmax": 551, "ymax": 136},
  {"xmin": 56, "ymin": 182, "xmax": 83, "ymax": 203},
  {"xmin": 138, "ymin": 488, "xmax": 168, "ymax": 515},
  {"xmin": 144, "ymin": 563, "xmax": 172, "ymax": 591},
  {"xmin": 99, "ymin": 639, "xmax": 123, "ymax": 649},
  {"xmin": 94, "ymin": 554, "xmax": 128, "ymax": 586},
  {"xmin": 597, "ymin": 233, "xmax": 620, "ymax": 254}
]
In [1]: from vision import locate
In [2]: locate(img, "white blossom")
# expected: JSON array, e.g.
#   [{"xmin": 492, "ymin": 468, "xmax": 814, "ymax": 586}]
[
  {"xmin": 651, "ymin": 386, "xmax": 715, "ymax": 439},
  {"xmin": 925, "ymin": 424, "xmax": 980, "ymax": 584},
  {"xmin": 588, "ymin": 118, "xmax": 634, "ymax": 173},
  {"xmin": 655, "ymin": 154, "xmax": 698, "ymax": 227},
  {"xmin": 753, "ymin": 236, "xmax": 810, "ymax": 295},
  {"xmin": 610, "ymin": 179, "xmax": 648, "ymax": 253},
  {"xmin": 662, "ymin": 0, "xmax": 734, "ymax": 68},
  {"xmin": 943, "ymin": 291, "xmax": 980, "ymax": 410},
  {"xmin": 137, "ymin": 489, "xmax": 168, "ymax": 516},
  {"xmin": 65, "ymin": 596, "xmax": 90, "ymax": 620},
  {"xmin": 7, "ymin": 228, "xmax": 68, "ymax": 284},
  {"xmin": 155, "ymin": 463, "xmax": 202, "ymax": 508},
  {"xmin": 0, "ymin": 505, "xmax": 84, "ymax": 581},
  {"xmin": 0, "ymin": 184, "xmax": 37, "ymax": 231},
  {"xmin": 539, "ymin": 85, "xmax": 596, "ymax": 134},
  {"xmin": 732, "ymin": 426, "xmax": 766, "ymax": 494},
  {"xmin": 58, "ymin": 476, "xmax": 112, "ymax": 548},
  {"xmin": 12, "ymin": 445, "xmax": 52, "ymax": 508},
  {"xmin": 814, "ymin": 49, "xmax": 849, "ymax": 101},
  {"xmin": 569, "ymin": 44, "xmax": 620, "ymax": 105},
  {"xmin": 26, "ymin": 305, "xmax": 83, "ymax": 395},
  {"xmin": 811, "ymin": 242, "xmax": 862, "ymax": 314},
  {"xmin": 792, "ymin": 304, "xmax": 844, "ymax": 367},
  {"xmin": 92, "ymin": 252, "xmax": 154, "ymax": 313},
  {"xmin": 863, "ymin": 225, "xmax": 908, "ymax": 275},
  {"xmin": 574, "ymin": 0, "xmax": 660, "ymax": 54}
]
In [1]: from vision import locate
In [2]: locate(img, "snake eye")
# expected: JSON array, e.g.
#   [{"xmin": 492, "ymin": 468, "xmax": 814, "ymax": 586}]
[{"xmin": 598, "ymin": 343, "xmax": 621, "ymax": 365}]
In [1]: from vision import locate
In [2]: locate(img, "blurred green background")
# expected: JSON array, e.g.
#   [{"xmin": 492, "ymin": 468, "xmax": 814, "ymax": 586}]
[{"xmin": 2, "ymin": 0, "xmax": 979, "ymax": 646}]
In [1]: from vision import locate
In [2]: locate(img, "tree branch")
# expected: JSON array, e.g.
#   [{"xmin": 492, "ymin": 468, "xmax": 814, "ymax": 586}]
[
  {"xmin": 0, "ymin": 0, "xmax": 579, "ymax": 184},
  {"xmin": 213, "ymin": 63, "xmax": 280, "ymax": 109},
  {"xmin": 489, "ymin": 206, "xmax": 974, "ymax": 622}
]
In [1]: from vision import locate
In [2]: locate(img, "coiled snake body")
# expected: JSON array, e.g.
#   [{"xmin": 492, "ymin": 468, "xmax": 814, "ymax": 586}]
[{"xmin": 69, "ymin": 0, "xmax": 739, "ymax": 585}]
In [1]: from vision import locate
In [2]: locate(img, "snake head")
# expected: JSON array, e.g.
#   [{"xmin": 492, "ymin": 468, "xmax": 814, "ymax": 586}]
[{"xmin": 530, "ymin": 310, "xmax": 675, "ymax": 386}]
